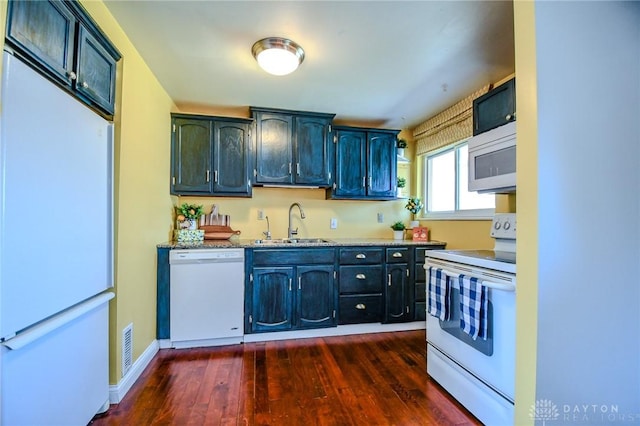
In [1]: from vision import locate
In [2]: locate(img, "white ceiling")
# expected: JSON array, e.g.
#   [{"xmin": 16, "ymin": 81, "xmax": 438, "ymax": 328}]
[{"xmin": 103, "ymin": 1, "xmax": 514, "ymax": 130}]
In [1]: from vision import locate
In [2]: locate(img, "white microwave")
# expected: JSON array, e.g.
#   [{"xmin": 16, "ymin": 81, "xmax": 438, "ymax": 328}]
[{"xmin": 468, "ymin": 121, "xmax": 516, "ymax": 194}]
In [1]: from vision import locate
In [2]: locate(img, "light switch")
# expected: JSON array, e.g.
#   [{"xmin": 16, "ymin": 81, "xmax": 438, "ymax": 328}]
[
  {"xmin": 258, "ymin": 209, "xmax": 265, "ymax": 220},
  {"xmin": 330, "ymin": 218, "xmax": 338, "ymax": 229},
  {"xmin": 377, "ymin": 213, "xmax": 384, "ymax": 223}
]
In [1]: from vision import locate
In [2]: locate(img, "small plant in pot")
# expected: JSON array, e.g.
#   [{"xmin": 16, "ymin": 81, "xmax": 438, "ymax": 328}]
[
  {"xmin": 396, "ymin": 177, "xmax": 406, "ymax": 197},
  {"xmin": 390, "ymin": 221, "xmax": 406, "ymax": 240},
  {"xmin": 396, "ymin": 138, "xmax": 408, "ymax": 158}
]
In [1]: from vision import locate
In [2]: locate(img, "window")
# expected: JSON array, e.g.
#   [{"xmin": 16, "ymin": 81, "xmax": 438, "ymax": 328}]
[{"xmin": 423, "ymin": 141, "xmax": 495, "ymax": 219}]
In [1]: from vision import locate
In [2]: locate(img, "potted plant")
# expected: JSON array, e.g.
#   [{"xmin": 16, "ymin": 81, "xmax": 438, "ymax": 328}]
[
  {"xmin": 396, "ymin": 138, "xmax": 408, "ymax": 158},
  {"xmin": 176, "ymin": 203, "xmax": 204, "ymax": 230},
  {"xmin": 396, "ymin": 177, "xmax": 406, "ymax": 197},
  {"xmin": 405, "ymin": 197, "xmax": 424, "ymax": 228},
  {"xmin": 390, "ymin": 221, "xmax": 406, "ymax": 240}
]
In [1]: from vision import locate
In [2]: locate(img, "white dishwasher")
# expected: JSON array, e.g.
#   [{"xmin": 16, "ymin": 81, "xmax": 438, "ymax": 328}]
[{"xmin": 169, "ymin": 248, "xmax": 244, "ymax": 348}]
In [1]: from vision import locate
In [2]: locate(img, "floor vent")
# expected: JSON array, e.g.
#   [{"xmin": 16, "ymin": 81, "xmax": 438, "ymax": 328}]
[{"xmin": 122, "ymin": 323, "xmax": 133, "ymax": 377}]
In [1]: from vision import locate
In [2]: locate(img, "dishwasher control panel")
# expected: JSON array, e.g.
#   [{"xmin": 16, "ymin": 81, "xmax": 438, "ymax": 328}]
[{"xmin": 169, "ymin": 248, "xmax": 244, "ymax": 263}]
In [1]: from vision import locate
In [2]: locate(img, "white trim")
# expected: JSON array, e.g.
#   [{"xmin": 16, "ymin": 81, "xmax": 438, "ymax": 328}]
[
  {"xmin": 422, "ymin": 208, "xmax": 495, "ymax": 221},
  {"xmin": 109, "ymin": 339, "xmax": 159, "ymax": 404},
  {"xmin": 243, "ymin": 321, "xmax": 425, "ymax": 343}
]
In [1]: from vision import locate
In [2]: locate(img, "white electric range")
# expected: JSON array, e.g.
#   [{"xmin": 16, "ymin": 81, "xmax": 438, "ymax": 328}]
[{"xmin": 424, "ymin": 213, "xmax": 516, "ymax": 425}]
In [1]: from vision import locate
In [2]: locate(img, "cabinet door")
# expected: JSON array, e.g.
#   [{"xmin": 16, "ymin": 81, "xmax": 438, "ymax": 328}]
[
  {"xmin": 384, "ymin": 263, "xmax": 410, "ymax": 323},
  {"xmin": 213, "ymin": 121, "xmax": 251, "ymax": 195},
  {"xmin": 294, "ymin": 116, "xmax": 332, "ymax": 186},
  {"xmin": 367, "ymin": 132, "xmax": 396, "ymax": 198},
  {"xmin": 6, "ymin": 0, "xmax": 76, "ymax": 86},
  {"xmin": 171, "ymin": 118, "xmax": 213, "ymax": 194},
  {"xmin": 296, "ymin": 265, "xmax": 336, "ymax": 328},
  {"xmin": 334, "ymin": 129, "xmax": 366, "ymax": 197},
  {"xmin": 255, "ymin": 112, "xmax": 293, "ymax": 184},
  {"xmin": 473, "ymin": 78, "xmax": 516, "ymax": 135},
  {"xmin": 75, "ymin": 26, "xmax": 117, "ymax": 114},
  {"xmin": 251, "ymin": 267, "xmax": 294, "ymax": 332}
]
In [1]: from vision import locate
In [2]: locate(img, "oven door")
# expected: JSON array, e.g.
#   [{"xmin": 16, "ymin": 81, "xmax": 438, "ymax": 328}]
[
  {"xmin": 425, "ymin": 258, "xmax": 515, "ymax": 402},
  {"xmin": 468, "ymin": 121, "xmax": 516, "ymax": 194}
]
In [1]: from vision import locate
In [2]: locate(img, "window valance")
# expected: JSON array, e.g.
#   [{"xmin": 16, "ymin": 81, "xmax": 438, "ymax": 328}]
[{"xmin": 413, "ymin": 84, "xmax": 490, "ymax": 156}]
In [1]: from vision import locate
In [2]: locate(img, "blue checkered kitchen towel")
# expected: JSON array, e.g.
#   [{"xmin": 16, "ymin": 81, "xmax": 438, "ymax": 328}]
[
  {"xmin": 459, "ymin": 275, "xmax": 488, "ymax": 340},
  {"xmin": 427, "ymin": 267, "xmax": 450, "ymax": 321}
]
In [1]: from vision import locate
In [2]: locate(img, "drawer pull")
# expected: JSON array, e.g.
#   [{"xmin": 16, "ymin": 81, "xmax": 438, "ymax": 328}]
[
  {"xmin": 356, "ymin": 273, "xmax": 366, "ymax": 280},
  {"xmin": 392, "ymin": 252, "xmax": 403, "ymax": 258},
  {"xmin": 355, "ymin": 253, "xmax": 366, "ymax": 259},
  {"xmin": 355, "ymin": 303, "xmax": 366, "ymax": 310}
]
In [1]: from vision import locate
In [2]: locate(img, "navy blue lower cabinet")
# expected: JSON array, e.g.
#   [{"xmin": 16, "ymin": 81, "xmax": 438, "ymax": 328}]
[
  {"xmin": 156, "ymin": 247, "xmax": 171, "ymax": 339},
  {"xmin": 384, "ymin": 263, "xmax": 411, "ymax": 323},
  {"xmin": 246, "ymin": 247, "xmax": 338, "ymax": 334},
  {"xmin": 250, "ymin": 267, "xmax": 294, "ymax": 333},
  {"xmin": 296, "ymin": 265, "xmax": 336, "ymax": 328}
]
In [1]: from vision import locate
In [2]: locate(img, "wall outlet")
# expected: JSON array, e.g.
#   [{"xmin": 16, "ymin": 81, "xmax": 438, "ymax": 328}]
[
  {"xmin": 377, "ymin": 213, "xmax": 384, "ymax": 223},
  {"xmin": 330, "ymin": 218, "xmax": 338, "ymax": 229},
  {"xmin": 257, "ymin": 209, "xmax": 265, "ymax": 220}
]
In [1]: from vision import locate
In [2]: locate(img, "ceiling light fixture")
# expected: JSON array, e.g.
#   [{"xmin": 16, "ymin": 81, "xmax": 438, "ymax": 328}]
[{"xmin": 251, "ymin": 37, "xmax": 305, "ymax": 76}]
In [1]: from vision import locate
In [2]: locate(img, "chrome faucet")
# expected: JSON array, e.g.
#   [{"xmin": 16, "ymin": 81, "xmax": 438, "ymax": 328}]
[
  {"xmin": 288, "ymin": 202, "xmax": 306, "ymax": 239},
  {"xmin": 262, "ymin": 216, "xmax": 271, "ymax": 240}
]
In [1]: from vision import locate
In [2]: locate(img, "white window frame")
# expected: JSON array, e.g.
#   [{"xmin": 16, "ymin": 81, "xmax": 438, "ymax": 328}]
[{"xmin": 421, "ymin": 140, "xmax": 495, "ymax": 220}]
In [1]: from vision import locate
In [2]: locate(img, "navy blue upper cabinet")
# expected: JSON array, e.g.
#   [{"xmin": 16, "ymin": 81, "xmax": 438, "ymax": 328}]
[
  {"xmin": 251, "ymin": 107, "xmax": 335, "ymax": 187},
  {"xmin": 6, "ymin": 0, "xmax": 76, "ymax": 86},
  {"xmin": 473, "ymin": 78, "xmax": 516, "ymax": 135},
  {"xmin": 75, "ymin": 26, "xmax": 117, "ymax": 114},
  {"xmin": 171, "ymin": 114, "xmax": 253, "ymax": 197},
  {"xmin": 328, "ymin": 126, "xmax": 399, "ymax": 200},
  {"xmin": 5, "ymin": 0, "xmax": 121, "ymax": 116}
]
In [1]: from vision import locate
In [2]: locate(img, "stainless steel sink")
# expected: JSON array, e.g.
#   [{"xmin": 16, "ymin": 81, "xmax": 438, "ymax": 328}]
[{"xmin": 253, "ymin": 238, "xmax": 333, "ymax": 245}]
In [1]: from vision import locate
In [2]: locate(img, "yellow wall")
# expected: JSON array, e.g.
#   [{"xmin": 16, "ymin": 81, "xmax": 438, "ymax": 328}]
[
  {"xmin": 78, "ymin": 1, "xmax": 176, "ymax": 382},
  {"xmin": 513, "ymin": 1, "xmax": 538, "ymax": 424}
]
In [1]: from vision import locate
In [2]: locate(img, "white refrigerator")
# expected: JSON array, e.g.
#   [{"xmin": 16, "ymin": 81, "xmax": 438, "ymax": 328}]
[{"xmin": 0, "ymin": 51, "xmax": 114, "ymax": 425}]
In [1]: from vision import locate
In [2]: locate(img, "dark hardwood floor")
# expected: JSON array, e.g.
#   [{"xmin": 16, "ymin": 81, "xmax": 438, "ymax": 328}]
[{"xmin": 91, "ymin": 330, "xmax": 480, "ymax": 425}]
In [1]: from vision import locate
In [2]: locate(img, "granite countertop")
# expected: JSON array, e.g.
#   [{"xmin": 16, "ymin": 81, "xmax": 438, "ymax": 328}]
[{"xmin": 158, "ymin": 238, "xmax": 446, "ymax": 249}]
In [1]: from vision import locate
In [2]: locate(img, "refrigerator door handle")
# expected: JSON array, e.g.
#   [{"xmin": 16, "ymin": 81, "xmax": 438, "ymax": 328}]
[{"xmin": 2, "ymin": 292, "xmax": 114, "ymax": 351}]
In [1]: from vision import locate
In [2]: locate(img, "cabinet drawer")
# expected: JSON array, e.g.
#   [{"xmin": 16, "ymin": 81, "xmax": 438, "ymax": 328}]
[
  {"xmin": 339, "ymin": 248, "xmax": 383, "ymax": 265},
  {"xmin": 339, "ymin": 295, "xmax": 382, "ymax": 324},
  {"xmin": 339, "ymin": 265, "xmax": 383, "ymax": 294},
  {"xmin": 415, "ymin": 302, "xmax": 427, "ymax": 321},
  {"xmin": 253, "ymin": 248, "xmax": 335, "ymax": 266},
  {"xmin": 415, "ymin": 283, "xmax": 426, "ymax": 303},
  {"xmin": 386, "ymin": 247, "xmax": 409, "ymax": 263}
]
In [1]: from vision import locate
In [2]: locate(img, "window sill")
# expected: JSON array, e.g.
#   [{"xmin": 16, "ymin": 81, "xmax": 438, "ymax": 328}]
[{"xmin": 421, "ymin": 209, "xmax": 495, "ymax": 221}]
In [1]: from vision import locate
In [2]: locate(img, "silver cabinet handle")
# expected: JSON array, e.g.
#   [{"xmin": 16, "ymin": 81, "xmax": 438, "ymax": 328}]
[
  {"xmin": 506, "ymin": 114, "xmax": 512, "ymax": 121},
  {"xmin": 362, "ymin": 176, "xmax": 366, "ymax": 188},
  {"xmin": 296, "ymin": 163, "xmax": 300, "ymax": 176},
  {"xmin": 298, "ymin": 276, "xmax": 301, "ymax": 290},
  {"xmin": 206, "ymin": 170, "xmax": 210, "ymax": 182},
  {"xmin": 355, "ymin": 253, "xmax": 366, "ymax": 259},
  {"xmin": 368, "ymin": 176, "xmax": 372, "ymax": 188},
  {"xmin": 356, "ymin": 273, "xmax": 366, "ymax": 280},
  {"xmin": 214, "ymin": 170, "xmax": 218, "ymax": 183},
  {"xmin": 289, "ymin": 278, "xmax": 292, "ymax": 291},
  {"xmin": 392, "ymin": 252, "xmax": 403, "ymax": 258},
  {"xmin": 288, "ymin": 163, "xmax": 292, "ymax": 174},
  {"xmin": 81, "ymin": 81, "xmax": 88, "ymax": 89},
  {"xmin": 355, "ymin": 303, "xmax": 366, "ymax": 310},
  {"xmin": 388, "ymin": 274, "xmax": 392, "ymax": 286},
  {"xmin": 67, "ymin": 71, "xmax": 77, "ymax": 80}
]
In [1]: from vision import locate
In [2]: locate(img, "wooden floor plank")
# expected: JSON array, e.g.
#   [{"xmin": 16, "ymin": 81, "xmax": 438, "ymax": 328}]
[{"xmin": 91, "ymin": 330, "xmax": 480, "ymax": 426}]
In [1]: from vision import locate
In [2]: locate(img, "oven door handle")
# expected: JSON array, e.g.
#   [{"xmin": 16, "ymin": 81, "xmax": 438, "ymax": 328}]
[{"xmin": 435, "ymin": 267, "xmax": 516, "ymax": 293}]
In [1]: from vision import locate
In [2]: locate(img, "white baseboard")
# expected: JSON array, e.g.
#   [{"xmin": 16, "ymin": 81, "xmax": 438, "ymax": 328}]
[{"xmin": 108, "ymin": 339, "xmax": 159, "ymax": 404}]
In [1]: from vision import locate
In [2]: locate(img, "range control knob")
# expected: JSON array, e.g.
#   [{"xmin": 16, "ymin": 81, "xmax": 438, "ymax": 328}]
[
  {"xmin": 503, "ymin": 221, "xmax": 511, "ymax": 230},
  {"xmin": 494, "ymin": 222, "xmax": 501, "ymax": 230}
]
